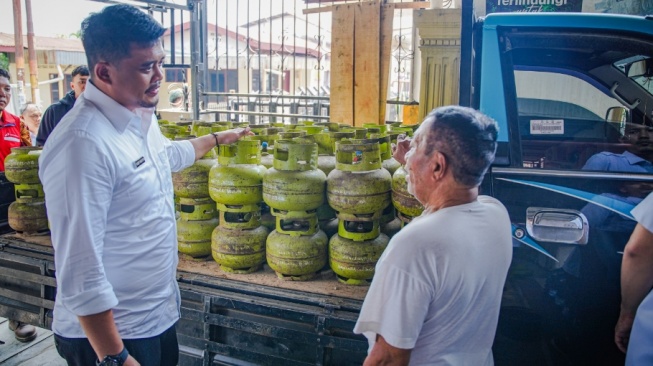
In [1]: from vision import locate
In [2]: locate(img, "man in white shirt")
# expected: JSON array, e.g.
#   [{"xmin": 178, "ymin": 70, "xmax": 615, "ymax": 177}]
[
  {"xmin": 615, "ymin": 191, "xmax": 653, "ymax": 365},
  {"xmin": 354, "ymin": 106, "xmax": 513, "ymax": 365},
  {"xmin": 39, "ymin": 5, "xmax": 251, "ymax": 366}
]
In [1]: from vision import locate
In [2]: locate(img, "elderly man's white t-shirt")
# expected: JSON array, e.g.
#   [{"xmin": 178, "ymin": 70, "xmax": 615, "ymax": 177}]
[{"xmin": 354, "ymin": 196, "xmax": 513, "ymax": 365}]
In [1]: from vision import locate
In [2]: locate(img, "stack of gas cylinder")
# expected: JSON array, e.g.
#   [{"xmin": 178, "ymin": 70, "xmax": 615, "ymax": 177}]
[
  {"xmin": 314, "ymin": 124, "xmax": 353, "ymax": 238},
  {"xmin": 327, "ymin": 139, "xmax": 392, "ymax": 285},
  {"xmin": 172, "ymin": 134, "xmax": 219, "ymax": 260},
  {"xmin": 5, "ymin": 147, "xmax": 48, "ymax": 233},
  {"xmin": 160, "ymin": 119, "xmax": 425, "ymax": 286},
  {"xmin": 209, "ymin": 140, "xmax": 269, "ymax": 273},
  {"xmin": 263, "ymin": 140, "xmax": 328, "ymax": 280}
]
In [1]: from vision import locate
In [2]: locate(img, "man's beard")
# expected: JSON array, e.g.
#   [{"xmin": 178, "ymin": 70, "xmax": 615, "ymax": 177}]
[{"xmin": 139, "ymin": 97, "xmax": 159, "ymax": 109}]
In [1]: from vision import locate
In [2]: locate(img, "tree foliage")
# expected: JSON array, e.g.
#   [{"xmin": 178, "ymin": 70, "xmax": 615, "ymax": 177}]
[{"xmin": 0, "ymin": 53, "xmax": 8, "ymax": 70}]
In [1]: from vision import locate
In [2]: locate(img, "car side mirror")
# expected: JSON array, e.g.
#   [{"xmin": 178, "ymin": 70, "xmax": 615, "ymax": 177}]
[
  {"xmin": 606, "ymin": 106, "xmax": 629, "ymax": 124},
  {"xmin": 626, "ymin": 58, "xmax": 653, "ymax": 78}
]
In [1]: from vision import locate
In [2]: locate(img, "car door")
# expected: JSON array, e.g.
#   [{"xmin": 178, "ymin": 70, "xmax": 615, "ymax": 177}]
[{"xmin": 479, "ymin": 15, "xmax": 653, "ymax": 366}]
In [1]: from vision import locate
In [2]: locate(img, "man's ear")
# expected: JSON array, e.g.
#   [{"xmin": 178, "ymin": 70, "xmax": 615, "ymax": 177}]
[
  {"xmin": 95, "ymin": 62, "xmax": 112, "ymax": 84},
  {"xmin": 431, "ymin": 151, "xmax": 447, "ymax": 180}
]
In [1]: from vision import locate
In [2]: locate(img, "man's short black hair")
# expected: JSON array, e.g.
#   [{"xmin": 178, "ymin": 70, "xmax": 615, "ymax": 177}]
[
  {"xmin": 72, "ymin": 65, "xmax": 90, "ymax": 78},
  {"xmin": 0, "ymin": 68, "xmax": 10, "ymax": 81},
  {"xmin": 423, "ymin": 106, "xmax": 499, "ymax": 187},
  {"xmin": 81, "ymin": 4, "xmax": 166, "ymax": 76}
]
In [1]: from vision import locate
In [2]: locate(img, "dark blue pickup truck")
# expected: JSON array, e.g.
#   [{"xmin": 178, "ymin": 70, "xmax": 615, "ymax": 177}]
[{"xmin": 460, "ymin": 10, "xmax": 653, "ymax": 365}]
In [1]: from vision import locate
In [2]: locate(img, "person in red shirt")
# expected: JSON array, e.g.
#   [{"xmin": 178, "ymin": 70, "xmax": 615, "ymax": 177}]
[
  {"xmin": 0, "ymin": 69, "xmax": 27, "ymax": 171},
  {"xmin": 0, "ymin": 68, "xmax": 37, "ymax": 342}
]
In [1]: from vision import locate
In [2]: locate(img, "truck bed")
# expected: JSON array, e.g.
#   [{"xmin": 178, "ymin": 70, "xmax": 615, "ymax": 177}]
[{"xmin": 0, "ymin": 232, "xmax": 369, "ymax": 365}]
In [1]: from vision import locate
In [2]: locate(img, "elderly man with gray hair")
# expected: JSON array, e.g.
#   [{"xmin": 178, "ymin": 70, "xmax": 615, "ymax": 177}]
[{"xmin": 354, "ymin": 105, "xmax": 513, "ymax": 365}]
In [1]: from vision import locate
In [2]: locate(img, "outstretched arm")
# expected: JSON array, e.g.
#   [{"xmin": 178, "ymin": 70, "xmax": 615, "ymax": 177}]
[
  {"xmin": 615, "ymin": 223, "xmax": 653, "ymax": 353},
  {"xmin": 189, "ymin": 127, "xmax": 253, "ymax": 161}
]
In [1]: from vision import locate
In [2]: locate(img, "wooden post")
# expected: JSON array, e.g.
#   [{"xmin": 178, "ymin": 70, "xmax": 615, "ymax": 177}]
[
  {"xmin": 353, "ymin": 1, "xmax": 380, "ymax": 127},
  {"xmin": 25, "ymin": 0, "xmax": 39, "ymax": 105},
  {"xmin": 12, "ymin": 0, "xmax": 26, "ymax": 107},
  {"xmin": 329, "ymin": 4, "xmax": 356, "ymax": 125}
]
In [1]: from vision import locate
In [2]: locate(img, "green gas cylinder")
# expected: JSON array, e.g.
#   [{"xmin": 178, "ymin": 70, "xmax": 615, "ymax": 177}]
[
  {"xmin": 209, "ymin": 140, "xmax": 267, "ymax": 205},
  {"xmin": 175, "ymin": 121, "xmax": 192, "ymax": 137},
  {"xmin": 216, "ymin": 203, "xmax": 262, "ymax": 230},
  {"xmin": 177, "ymin": 216, "xmax": 219, "ymax": 259},
  {"xmin": 329, "ymin": 232, "xmax": 389, "ymax": 285},
  {"xmin": 172, "ymin": 149, "xmax": 217, "ymax": 199},
  {"xmin": 263, "ymin": 140, "xmax": 326, "ymax": 214},
  {"xmin": 383, "ymin": 157, "xmax": 401, "ymax": 176},
  {"xmin": 391, "ymin": 126, "xmax": 413, "ymax": 137},
  {"xmin": 247, "ymin": 124, "xmax": 269, "ymax": 135},
  {"xmin": 296, "ymin": 126, "xmax": 323, "ymax": 135},
  {"xmin": 391, "ymin": 166, "xmax": 424, "ymax": 219},
  {"xmin": 278, "ymin": 131, "xmax": 307, "ymax": 140},
  {"xmin": 5, "ymin": 147, "xmax": 41, "ymax": 184},
  {"xmin": 178, "ymin": 198, "xmax": 218, "ymax": 221},
  {"xmin": 385, "ymin": 121, "xmax": 402, "ymax": 131},
  {"xmin": 327, "ymin": 140, "xmax": 392, "ymax": 217},
  {"xmin": 216, "ymin": 121, "xmax": 234, "ymax": 129},
  {"xmin": 8, "ymin": 197, "xmax": 48, "ymax": 233},
  {"xmin": 314, "ymin": 122, "xmax": 340, "ymax": 132},
  {"xmin": 200, "ymin": 124, "xmax": 229, "ymax": 137},
  {"xmin": 176, "ymin": 198, "xmax": 219, "ymax": 259},
  {"xmin": 266, "ymin": 229, "xmax": 328, "ymax": 280},
  {"xmin": 211, "ymin": 225, "xmax": 268, "ymax": 273}
]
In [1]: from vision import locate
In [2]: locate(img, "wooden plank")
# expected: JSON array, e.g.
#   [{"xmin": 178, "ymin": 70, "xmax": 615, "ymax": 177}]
[
  {"xmin": 177, "ymin": 256, "xmax": 368, "ymax": 301},
  {"xmin": 379, "ymin": 3, "xmax": 395, "ymax": 124},
  {"xmin": 0, "ymin": 267, "xmax": 57, "ymax": 287},
  {"xmin": 8, "ymin": 232, "xmax": 52, "ymax": 247},
  {"xmin": 354, "ymin": 1, "xmax": 381, "ymax": 126},
  {"xmin": 329, "ymin": 4, "xmax": 356, "ymax": 126},
  {"xmin": 0, "ymin": 287, "xmax": 55, "ymax": 309}
]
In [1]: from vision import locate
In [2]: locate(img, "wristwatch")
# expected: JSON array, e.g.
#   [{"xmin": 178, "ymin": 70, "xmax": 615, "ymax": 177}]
[{"xmin": 96, "ymin": 347, "xmax": 129, "ymax": 366}]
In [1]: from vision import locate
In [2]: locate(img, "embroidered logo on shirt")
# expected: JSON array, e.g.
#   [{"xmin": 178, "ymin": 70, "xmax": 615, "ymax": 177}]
[{"xmin": 134, "ymin": 156, "xmax": 145, "ymax": 169}]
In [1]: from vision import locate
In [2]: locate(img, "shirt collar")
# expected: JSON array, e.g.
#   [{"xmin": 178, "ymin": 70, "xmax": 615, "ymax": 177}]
[
  {"xmin": 623, "ymin": 150, "xmax": 651, "ymax": 165},
  {"xmin": 83, "ymin": 80, "xmax": 155, "ymax": 134},
  {"xmin": 0, "ymin": 110, "xmax": 18, "ymax": 127}
]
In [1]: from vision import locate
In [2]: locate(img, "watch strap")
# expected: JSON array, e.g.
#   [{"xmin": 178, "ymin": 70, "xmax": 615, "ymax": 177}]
[{"xmin": 96, "ymin": 347, "xmax": 129, "ymax": 366}]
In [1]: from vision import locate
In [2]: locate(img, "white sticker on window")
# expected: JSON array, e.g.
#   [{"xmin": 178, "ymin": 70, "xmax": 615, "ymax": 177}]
[{"xmin": 530, "ymin": 119, "xmax": 564, "ymax": 135}]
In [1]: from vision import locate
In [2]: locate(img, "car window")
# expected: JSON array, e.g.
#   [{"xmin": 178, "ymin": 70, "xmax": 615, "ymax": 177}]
[{"xmin": 514, "ymin": 70, "xmax": 630, "ymax": 171}]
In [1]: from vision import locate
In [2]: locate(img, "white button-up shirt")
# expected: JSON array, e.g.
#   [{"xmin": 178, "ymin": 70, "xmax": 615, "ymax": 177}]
[{"xmin": 39, "ymin": 81, "xmax": 195, "ymax": 338}]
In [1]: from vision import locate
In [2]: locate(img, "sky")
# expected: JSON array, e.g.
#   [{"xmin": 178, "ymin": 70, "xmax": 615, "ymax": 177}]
[
  {"xmin": 0, "ymin": 0, "xmax": 108, "ymax": 38},
  {"xmin": 0, "ymin": 0, "xmax": 324, "ymax": 39}
]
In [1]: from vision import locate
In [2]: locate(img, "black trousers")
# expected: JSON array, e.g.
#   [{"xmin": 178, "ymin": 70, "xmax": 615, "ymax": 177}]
[{"xmin": 54, "ymin": 322, "xmax": 179, "ymax": 366}]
